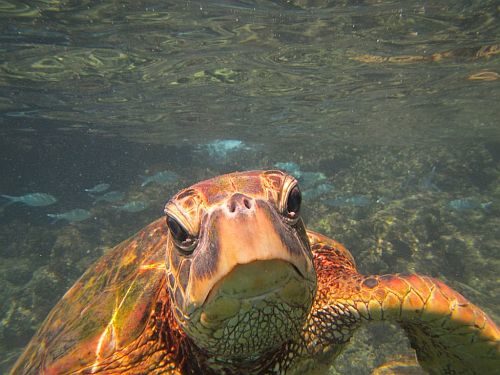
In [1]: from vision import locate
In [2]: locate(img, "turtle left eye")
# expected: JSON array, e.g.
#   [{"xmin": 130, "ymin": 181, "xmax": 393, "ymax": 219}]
[
  {"xmin": 166, "ymin": 215, "xmax": 196, "ymax": 253},
  {"xmin": 285, "ymin": 185, "xmax": 301, "ymax": 219}
]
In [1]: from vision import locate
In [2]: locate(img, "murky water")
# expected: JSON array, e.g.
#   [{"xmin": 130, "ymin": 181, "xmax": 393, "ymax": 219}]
[{"xmin": 0, "ymin": 0, "xmax": 499, "ymax": 373}]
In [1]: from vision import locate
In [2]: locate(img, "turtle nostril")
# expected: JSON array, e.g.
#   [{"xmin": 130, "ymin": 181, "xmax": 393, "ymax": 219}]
[
  {"xmin": 243, "ymin": 198, "xmax": 251, "ymax": 209},
  {"xmin": 227, "ymin": 194, "xmax": 253, "ymax": 213}
]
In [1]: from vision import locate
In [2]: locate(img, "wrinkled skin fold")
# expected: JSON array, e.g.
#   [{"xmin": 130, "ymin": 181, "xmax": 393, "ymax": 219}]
[{"xmin": 10, "ymin": 170, "xmax": 500, "ymax": 375}]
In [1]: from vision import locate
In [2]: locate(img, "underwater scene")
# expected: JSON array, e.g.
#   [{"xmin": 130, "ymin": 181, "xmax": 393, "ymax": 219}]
[{"xmin": 0, "ymin": 0, "xmax": 499, "ymax": 373}]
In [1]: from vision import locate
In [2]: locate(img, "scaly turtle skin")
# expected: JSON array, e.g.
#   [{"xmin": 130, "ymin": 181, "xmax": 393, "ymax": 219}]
[{"xmin": 10, "ymin": 170, "xmax": 500, "ymax": 374}]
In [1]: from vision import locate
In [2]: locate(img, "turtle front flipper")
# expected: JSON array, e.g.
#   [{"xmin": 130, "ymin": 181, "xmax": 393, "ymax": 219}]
[
  {"xmin": 308, "ymin": 230, "xmax": 500, "ymax": 374},
  {"xmin": 352, "ymin": 273, "xmax": 500, "ymax": 374}
]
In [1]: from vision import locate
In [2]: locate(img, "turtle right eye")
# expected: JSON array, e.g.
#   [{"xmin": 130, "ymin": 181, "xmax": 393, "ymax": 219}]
[
  {"xmin": 285, "ymin": 185, "xmax": 301, "ymax": 219},
  {"xmin": 166, "ymin": 215, "xmax": 196, "ymax": 253}
]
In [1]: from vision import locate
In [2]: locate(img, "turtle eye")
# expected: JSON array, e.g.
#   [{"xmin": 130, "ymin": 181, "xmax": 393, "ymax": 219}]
[
  {"xmin": 166, "ymin": 215, "xmax": 196, "ymax": 253},
  {"xmin": 285, "ymin": 185, "xmax": 301, "ymax": 220}
]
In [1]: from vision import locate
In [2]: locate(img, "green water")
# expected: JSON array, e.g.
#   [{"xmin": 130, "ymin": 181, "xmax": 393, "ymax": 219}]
[{"xmin": 0, "ymin": 0, "xmax": 499, "ymax": 373}]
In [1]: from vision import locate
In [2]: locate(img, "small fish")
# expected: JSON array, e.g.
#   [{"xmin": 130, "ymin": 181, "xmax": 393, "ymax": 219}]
[
  {"xmin": 1, "ymin": 193, "xmax": 57, "ymax": 207},
  {"xmin": 325, "ymin": 195, "xmax": 372, "ymax": 207},
  {"xmin": 297, "ymin": 172, "xmax": 327, "ymax": 190},
  {"xmin": 419, "ymin": 166, "xmax": 440, "ymax": 192},
  {"xmin": 449, "ymin": 198, "xmax": 492, "ymax": 211},
  {"xmin": 113, "ymin": 201, "xmax": 149, "ymax": 213},
  {"xmin": 84, "ymin": 183, "xmax": 110, "ymax": 194},
  {"xmin": 93, "ymin": 191, "xmax": 125, "ymax": 203},
  {"xmin": 274, "ymin": 162, "xmax": 301, "ymax": 176},
  {"xmin": 203, "ymin": 139, "xmax": 248, "ymax": 158},
  {"xmin": 47, "ymin": 209, "xmax": 92, "ymax": 223},
  {"xmin": 376, "ymin": 197, "xmax": 389, "ymax": 204},
  {"xmin": 141, "ymin": 171, "xmax": 179, "ymax": 187},
  {"xmin": 302, "ymin": 183, "xmax": 335, "ymax": 200}
]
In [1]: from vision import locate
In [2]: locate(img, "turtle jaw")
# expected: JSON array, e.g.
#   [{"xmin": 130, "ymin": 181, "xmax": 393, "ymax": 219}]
[
  {"xmin": 200, "ymin": 260, "xmax": 312, "ymax": 325},
  {"xmin": 186, "ymin": 259, "xmax": 315, "ymax": 359},
  {"xmin": 191, "ymin": 259, "xmax": 312, "ymax": 315}
]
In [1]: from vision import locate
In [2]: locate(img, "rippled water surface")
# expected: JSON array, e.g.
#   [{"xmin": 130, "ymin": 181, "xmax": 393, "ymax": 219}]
[{"xmin": 1, "ymin": 0, "xmax": 499, "ymax": 373}]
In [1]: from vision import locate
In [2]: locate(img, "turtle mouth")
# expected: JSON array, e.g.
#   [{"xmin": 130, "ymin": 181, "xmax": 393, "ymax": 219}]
[
  {"xmin": 195, "ymin": 259, "xmax": 313, "ymax": 328},
  {"xmin": 206, "ymin": 259, "xmax": 304, "ymax": 301}
]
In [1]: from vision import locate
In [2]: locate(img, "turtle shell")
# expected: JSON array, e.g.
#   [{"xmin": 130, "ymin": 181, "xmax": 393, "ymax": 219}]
[{"xmin": 11, "ymin": 219, "xmax": 172, "ymax": 374}]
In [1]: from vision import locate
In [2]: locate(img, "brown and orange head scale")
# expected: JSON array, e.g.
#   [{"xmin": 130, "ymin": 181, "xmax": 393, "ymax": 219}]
[{"xmin": 163, "ymin": 170, "xmax": 317, "ymax": 360}]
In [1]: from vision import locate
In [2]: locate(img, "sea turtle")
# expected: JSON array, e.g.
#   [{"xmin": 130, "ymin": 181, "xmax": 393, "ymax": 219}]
[{"xmin": 10, "ymin": 170, "xmax": 499, "ymax": 374}]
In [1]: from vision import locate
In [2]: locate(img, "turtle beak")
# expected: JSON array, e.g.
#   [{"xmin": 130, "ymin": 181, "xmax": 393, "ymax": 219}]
[{"xmin": 184, "ymin": 195, "xmax": 315, "ymax": 313}]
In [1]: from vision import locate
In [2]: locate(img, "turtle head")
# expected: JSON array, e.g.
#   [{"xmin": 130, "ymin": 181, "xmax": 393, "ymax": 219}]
[{"xmin": 164, "ymin": 170, "xmax": 316, "ymax": 361}]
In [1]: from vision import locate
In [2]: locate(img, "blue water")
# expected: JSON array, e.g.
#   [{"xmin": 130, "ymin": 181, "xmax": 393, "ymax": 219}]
[{"xmin": 0, "ymin": 0, "xmax": 499, "ymax": 373}]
